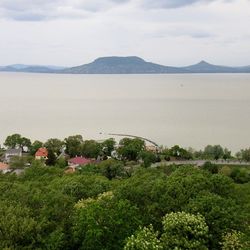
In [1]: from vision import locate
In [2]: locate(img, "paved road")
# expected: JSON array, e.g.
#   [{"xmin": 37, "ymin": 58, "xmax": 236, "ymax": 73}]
[{"xmin": 153, "ymin": 160, "xmax": 250, "ymax": 167}]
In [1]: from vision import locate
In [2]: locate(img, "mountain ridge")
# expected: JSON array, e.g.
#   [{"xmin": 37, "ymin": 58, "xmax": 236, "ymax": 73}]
[{"xmin": 1, "ymin": 57, "xmax": 250, "ymax": 74}]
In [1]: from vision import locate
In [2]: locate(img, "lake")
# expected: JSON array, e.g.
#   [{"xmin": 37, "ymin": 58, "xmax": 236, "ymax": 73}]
[{"xmin": 0, "ymin": 72, "xmax": 250, "ymax": 152}]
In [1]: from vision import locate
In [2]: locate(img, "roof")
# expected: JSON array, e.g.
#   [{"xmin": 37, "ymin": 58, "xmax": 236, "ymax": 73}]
[
  {"xmin": 35, "ymin": 147, "xmax": 48, "ymax": 157},
  {"xmin": 68, "ymin": 157, "xmax": 93, "ymax": 165},
  {"xmin": 0, "ymin": 162, "xmax": 10, "ymax": 170},
  {"xmin": 5, "ymin": 148, "xmax": 22, "ymax": 154}
]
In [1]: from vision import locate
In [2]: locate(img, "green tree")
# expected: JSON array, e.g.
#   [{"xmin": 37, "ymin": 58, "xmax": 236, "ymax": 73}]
[
  {"xmin": 221, "ymin": 230, "xmax": 245, "ymax": 250},
  {"xmin": 73, "ymin": 192, "xmax": 141, "ymax": 250},
  {"xmin": 9, "ymin": 155, "xmax": 33, "ymax": 169},
  {"xmin": 98, "ymin": 159, "xmax": 124, "ymax": 180},
  {"xmin": 46, "ymin": 149, "xmax": 57, "ymax": 166},
  {"xmin": 236, "ymin": 148, "xmax": 250, "ymax": 162},
  {"xmin": 202, "ymin": 161, "xmax": 219, "ymax": 174},
  {"xmin": 44, "ymin": 138, "xmax": 64, "ymax": 156},
  {"xmin": 101, "ymin": 138, "xmax": 116, "ymax": 157},
  {"xmin": 4, "ymin": 133, "xmax": 31, "ymax": 151},
  {"xmin": 169, "ymin": 145, "xmax": 193, "ymax": 160},
  {"xmin": 64, "ymin": 135, "xmax": 83, "ymax": 157},
  {"xmin": 30, "ymin": 140, "xmax": 43, "ymax": 155},
  {"xmin": 118, "ymin": 138, "xmax": 145, "ymax": 161},
  {"xmin": 0, "ymin": 201, "xmax": 40, "ymax": 249},
  {"xmin": 81, "ymin": 140, "xmax": 101, "ymax": 159},
  {"xmin": 203, "ymin": 145, "xmax": 224, "ymax": 160},
  {"xmin": 161, "ymin": 212, "xmax": 209, "ymax": 250},
  {"xmin": 223, "ymin": 148, "xmax": 232, "ymax": 160},
  {"xmin": 124, "ymin": 225, "xmax": 162, "ymax": 250},
  {"xmin": 139, "ymin": 150, "xmax": 157, "ymax": 168}
]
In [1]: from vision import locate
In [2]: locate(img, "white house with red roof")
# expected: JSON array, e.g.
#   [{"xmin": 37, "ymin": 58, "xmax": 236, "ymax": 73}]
[{"xmin": 35, "ymin": 147, "xmax": 48, "ymax": 160}]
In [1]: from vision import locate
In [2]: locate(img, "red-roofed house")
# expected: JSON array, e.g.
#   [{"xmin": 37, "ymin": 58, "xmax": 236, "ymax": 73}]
[
  {"xmin": 0, "ymin": 162, "xmax": 11, "ymax": 174},
  {"xmin": 35, "ymin": 148, "xmax": 48, "ymax": 160},
  {"xmin": 68, "ymin": 156, "xmax": 93, "ymax": 167}
]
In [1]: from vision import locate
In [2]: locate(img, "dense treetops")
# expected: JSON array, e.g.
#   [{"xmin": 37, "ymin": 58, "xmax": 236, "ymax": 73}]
[{"xmin": 0, "ymin": 133, "xmax": 250, "ymax": 249}]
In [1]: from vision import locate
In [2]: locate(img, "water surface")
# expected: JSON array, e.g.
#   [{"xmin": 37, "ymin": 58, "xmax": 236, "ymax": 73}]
[{"xmin": 0, "ymin": 72, "xmax": 250, "ymax": 152}]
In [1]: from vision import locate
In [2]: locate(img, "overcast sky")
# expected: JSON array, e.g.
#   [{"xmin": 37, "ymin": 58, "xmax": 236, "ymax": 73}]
[{"xmin": 0, "ymin": 0, "xmax": 249, "ymax": 66}]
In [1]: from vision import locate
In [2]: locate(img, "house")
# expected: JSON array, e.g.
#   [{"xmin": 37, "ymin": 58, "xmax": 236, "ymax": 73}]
[
  {"xmin": 0, "ymin": 162, "xmax": 11, "ymax": 174},
  {"xmin": 35, "ymin": 147, "xmax": 48, "ymax": 160},
  {"xmin": 146, "ymin": 145, "xmax": 158, "ymax": 153},
  {"xmin": 5, "ymin": 148, "xmax": 22, "ymax": 163},
  {"xmin": 68, "ymin": 156, "xmax": 93, "ymax": 167}
]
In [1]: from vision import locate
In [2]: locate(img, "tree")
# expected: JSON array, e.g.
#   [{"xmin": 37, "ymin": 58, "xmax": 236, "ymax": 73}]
[
  {"xmin": 202, "ymin": 161, "xmax": 219, "ymax": 174},
  {"xmin": 124, "ymin": 225, "xmax": 162, "ymax": 250},
  {"xmin": 221, "ymin": 231, "xmax": 245, "ymax": 250},
  {"xmin": 118, "ymin": 138, "xmax": 145, "ymax": 161},
  {"xmin": 203, "ymin": 145, "xmax": 224, "ymax": 160},
  {"xmin": 9, "ymin": 155, "xmax": 33, "ymax": 169},
  {"xmin": 223, "ymin": 148, "xmax": 232, "ymax": 160},
  {"xmin": 101, "ymin": 138, "xmax": 116, "ymax": 157},
  {"xmin": 46, "ymin": 149, "xmax": 57, "ymax": 166},
  {"xmin": 185, "ymin": 193, "xmax": 242, "ymax": 249},
  {"xmin": 4, "ymin": 134, "xmax": 31, "ymax": 151},
  {"xmin": 230, "ymin": 167, "xmax": 250, "ymax": 184},
  {"xmin": 30, "ymin": 140, "xmax": 43, "ymax": 155},
  {"xmin": 139, "ymin": 150, "xmax": 157, "ymax": 168},
  {"xmin": 236, "ymin": 148, "xmax": 250, "ymax": 162},
  {"xmin": 124, "ymin": 212, "xmax": 209, "ymax": 250},
  {"xmin": 44, "ymin": 138, "xmax": 64, "ymax": 156},
  {"xmin": 98, "ymin": 159, "xmax": 124, "ymax": 180},
  {"xmin": 81, "ymin": 140, "xmax": 101, "ymax": 159},
  {"xmin": 161, "ymin": 212, "xmax": 209, "ymax": 250},
  {"xmin": 0, "ymin": 201, "xmax": 40, "ymax": 249},
  {"xmin": 168, "ymin": 145, "xmax": 193, "ymax": 160},
  {"xmin": 64, "ymin": 135, "xmax": 83, "ymax": 157},
  {"xmin": 73, "ymin": 192, "xmax": 141, "ymax": 250}
]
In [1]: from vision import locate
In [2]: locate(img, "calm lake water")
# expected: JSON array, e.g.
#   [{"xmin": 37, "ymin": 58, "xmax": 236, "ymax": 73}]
[{"xmin": 0, "ymin": 72, "xmax": 250, "ymax": 152}]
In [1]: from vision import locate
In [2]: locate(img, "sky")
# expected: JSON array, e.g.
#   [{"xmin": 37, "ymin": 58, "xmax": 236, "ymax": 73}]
[{"xmin": 0, "ymin": 0, "xmax": 249, "ymax": 67}]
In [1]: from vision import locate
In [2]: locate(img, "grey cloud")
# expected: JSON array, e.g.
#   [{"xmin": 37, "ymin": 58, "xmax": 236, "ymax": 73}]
[
  {"xmin": 141, "ymin": 0, "xmax": 232, "ymax": 9},
  {"xmin": 0, "ymin": 0, "xmax": 129, "ymax": 21}
]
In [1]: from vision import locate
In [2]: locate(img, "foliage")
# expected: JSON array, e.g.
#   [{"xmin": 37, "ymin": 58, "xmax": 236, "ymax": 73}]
[
  {"xmin": 29, "ymin": 140, "xmax": 43, "ymax": 155},
  {"xmin": 139, "ymin": 150, "xmax": 157, "ymax": 168},
  {"xmin": 44, "ymin": 138, "xmax": 64, "ymax": 155},
  {"xmin": 124, "ymin": 225, "xmax": 162, "ymax": 250},
  {"xmin": 161, "ymin": 212, "xmax": 209, "ymax": 250},
  {"xmin": 4, "ymin": 133, "xmax": 31, "ymax": 151},
  {"xmin": 236, "ymin": 148, "xmax": 250, "ymax": 162},
  {"xmin": 64, "ymin": 135, "xmax": 83, "ymax": 157},
  {"xmin": 101, "ymin": 138, "xmax": 116, "ymax": 157},
  {"xmin": 219, "ymin": 165, "xmax": 232, "ymax": 177},
  {"xmin": 118, "ymin": 138, "xmax": 145, "ymax": 161},
  {"xmin": 73, "ymin": 192, "xmax": 141, "ymax": 250},
  {"xmin": 9, "ymin": 155, "xmax": 33, "ymax": 169},
  {"xmin": 45, "ymin": 148, "xmax": 57, "ymax": 166},
  {"xmin": 202, "ymin": 161, "xmax": 219, "ymax": 174},
  {"xmin": 0, "ymin": 201, "xmax": 40, "ymax": 249},
  {"xmin": 221, "ymin": 230, "xmax": 245, "ymax": 250},
  {"xmin": 185, "ymin": 192, "xmax": 242, "ymax": 249},
  {"xmin": 81, "ymin": 140, "xmax": 101, "ymax": 159},
  {"xmin": 230, "ymin": 167, "xmax": 250, "ymax": 184},
  {"xmin": 168, "ymin": 145, "xmax": 193, "ymax": 160},
  {"xmin": 203, "ymin": 145, "xmax": 224, "ymax": 160},
  {"xmin": 98, "ymin": 159, "xmax": 124, "ymax": 180}
]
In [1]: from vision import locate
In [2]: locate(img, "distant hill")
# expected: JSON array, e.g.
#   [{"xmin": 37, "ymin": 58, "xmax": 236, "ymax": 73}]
[
  {"xmin": 0, "ymin": 57, "xmax": 250, "ymax": 74},
  {"xmin": 0, "ymin": 64, "xmax": 65, "ymax": 73},
  {"xmin": 63, "ymin": 56, "xmax": 188, "ymax": 74},
  {"xmin": 183, "ymin": 60, "xmax": 250, "ymax": 73}
]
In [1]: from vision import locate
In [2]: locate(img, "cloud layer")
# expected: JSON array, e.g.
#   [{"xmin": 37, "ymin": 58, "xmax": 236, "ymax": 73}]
[
  {"xmin": 0, "ymin": 0, "xmax": 232, "ymax": 21},
  {"xmin": 0, "ymin": 0, "xmax": 249, "ymax": 66}
]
